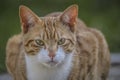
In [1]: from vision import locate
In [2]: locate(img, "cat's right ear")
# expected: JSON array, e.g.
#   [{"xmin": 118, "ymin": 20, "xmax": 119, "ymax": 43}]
[{"xmin": 19, "ymin": 5, "xmax": 41, "ymax": 34}]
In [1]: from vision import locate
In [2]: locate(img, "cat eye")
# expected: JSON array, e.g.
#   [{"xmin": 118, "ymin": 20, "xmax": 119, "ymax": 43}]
[
  {"xmin": 58, "ymin": 38, "xmax": 65, "ymax": 45},
  {"xmin": 35, "ymin": 39, "xmax": 44, "ymax": 46}
]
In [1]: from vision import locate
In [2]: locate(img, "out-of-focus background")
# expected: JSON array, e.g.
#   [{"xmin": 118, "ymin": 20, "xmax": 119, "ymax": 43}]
[{"xmin": 0, "ymin": 0, "xmax": 120, "ymax": 79}]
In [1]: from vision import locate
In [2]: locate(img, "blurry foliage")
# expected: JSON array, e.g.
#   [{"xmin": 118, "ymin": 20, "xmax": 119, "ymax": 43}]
[{"xmin": 0, "ymin": 0, "xmax": 120, "ymax": 73}]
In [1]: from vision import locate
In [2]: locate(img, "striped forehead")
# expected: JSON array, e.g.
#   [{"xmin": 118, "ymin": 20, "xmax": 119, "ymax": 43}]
[{"xmin": 41, "ymin": 17, "xmax": 60, "ymax": 40}]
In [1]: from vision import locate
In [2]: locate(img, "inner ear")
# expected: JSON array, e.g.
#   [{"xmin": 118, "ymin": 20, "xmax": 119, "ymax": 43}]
[
  {"xmin": 60, "ymin": 4, "xmax": 78, "ymax": 32},
  {"xmin": 19, "ymin": 5, "xmax": 42, "ymax": 34}
]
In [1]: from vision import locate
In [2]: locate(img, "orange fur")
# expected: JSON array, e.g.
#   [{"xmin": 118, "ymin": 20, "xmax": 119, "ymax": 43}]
[{"xmin": 6, "ymin": 5, "xmax": 110, "ymax": 80}]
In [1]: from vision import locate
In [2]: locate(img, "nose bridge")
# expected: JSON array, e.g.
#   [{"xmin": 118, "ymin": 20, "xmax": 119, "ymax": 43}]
[
  {"xmin": 48, "ymin": 39, "xmax": 57, "ymax": 50},
  {"xmin": 48, "ymin": 40, "xmax": 57, "ymax": 58}
]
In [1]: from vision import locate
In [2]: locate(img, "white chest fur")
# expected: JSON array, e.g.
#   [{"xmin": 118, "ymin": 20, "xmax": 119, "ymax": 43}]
[{"xmin": 25, "ymin": 53, "xmax": 73, "ymax": 80}]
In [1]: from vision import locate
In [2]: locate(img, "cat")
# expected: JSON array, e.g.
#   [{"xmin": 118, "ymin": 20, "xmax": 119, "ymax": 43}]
[{"xmin": 6, "ymin": 4, "xmax": 110, "ymax": 80}]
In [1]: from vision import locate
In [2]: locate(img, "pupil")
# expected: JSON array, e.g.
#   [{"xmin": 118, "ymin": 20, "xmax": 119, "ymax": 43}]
[
  {"xmin": 36, "ymin": 40, "xmax": 44, "ymax": 46},
  {"xmin": 40, "ymin": 42, "xmax": 43, "ymax": 45},
  {"xmin": 58, "ymin": 38, "xmax": 65, "ymax": 45}
]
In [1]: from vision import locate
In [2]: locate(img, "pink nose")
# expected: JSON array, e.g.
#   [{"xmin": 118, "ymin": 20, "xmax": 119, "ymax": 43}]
[{"xmin": 48, "ymin": 52, "xmax": 55, "ymax": 60}]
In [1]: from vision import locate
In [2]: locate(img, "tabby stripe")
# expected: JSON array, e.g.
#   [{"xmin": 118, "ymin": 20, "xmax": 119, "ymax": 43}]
[
  {"xmin": 24, "ymin": 40, "xmax": 34, "ymax": 47},
  {"xmin": 54, "ymin": 27, "xmax": 58, "ymax": 40},
  {"xmin": 45, "ymin": 26, "xmax": 50, "ymax": 39}
]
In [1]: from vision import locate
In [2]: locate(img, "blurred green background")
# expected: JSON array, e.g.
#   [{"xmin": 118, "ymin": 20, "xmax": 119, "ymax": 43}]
[{"xmin": 0, "ymin": 0, "xmax": 120, "ymax": 73}]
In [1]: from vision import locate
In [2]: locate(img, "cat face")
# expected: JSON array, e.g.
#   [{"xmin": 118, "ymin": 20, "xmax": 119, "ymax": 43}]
[{"xmin": 19, "ymin": 5, "xmax": 78, "ymax": 67}]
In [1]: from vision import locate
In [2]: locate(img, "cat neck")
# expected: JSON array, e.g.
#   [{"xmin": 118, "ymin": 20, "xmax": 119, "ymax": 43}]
[{"xmin": 25, "ymin": 53, "xmax": 73, "ymax": 80}]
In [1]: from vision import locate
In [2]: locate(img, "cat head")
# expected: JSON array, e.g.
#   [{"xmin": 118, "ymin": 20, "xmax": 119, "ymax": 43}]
[{"xmin": 19, "ymin": 5, "xmax": 78, "ymax": 67}]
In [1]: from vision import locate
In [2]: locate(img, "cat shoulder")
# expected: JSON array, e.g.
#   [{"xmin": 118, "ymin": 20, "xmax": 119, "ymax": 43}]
[
  {"xmin": 6, "ymin": 34, "xmax": 22, "ymax": 74},
  {"xmin": 6, "ymin": 34, "xmax": 22, "ymax": 54}
]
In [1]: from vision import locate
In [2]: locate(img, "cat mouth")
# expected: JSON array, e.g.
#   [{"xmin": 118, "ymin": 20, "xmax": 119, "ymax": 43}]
[
  {"xmin": 45, "ymin": 60, "xmax": 60, "ymax": 67},
  {"xmin": 47, "ymin": 61, "xmax": 57, "ymax": 65}
]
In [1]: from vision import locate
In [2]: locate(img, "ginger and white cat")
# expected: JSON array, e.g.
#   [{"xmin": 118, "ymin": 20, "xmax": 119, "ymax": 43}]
[{"xmin": 6, "ymin": 4, "xmax": 110, "ymax": 80}]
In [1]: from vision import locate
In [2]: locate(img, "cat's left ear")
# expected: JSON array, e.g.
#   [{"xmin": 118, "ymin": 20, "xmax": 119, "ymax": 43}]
[{"xmin": 60, "ymin": 4, "xmax": 78, "ymax": 32}]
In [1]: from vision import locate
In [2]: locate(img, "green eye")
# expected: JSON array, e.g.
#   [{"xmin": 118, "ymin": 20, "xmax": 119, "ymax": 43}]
[
  {"xmin": 58, "ymin": 38, "xmax": 65, "ymax": 45},
  {"xmin": 35, "ymin": 39, "xmax": 44, "ymax": 46}
]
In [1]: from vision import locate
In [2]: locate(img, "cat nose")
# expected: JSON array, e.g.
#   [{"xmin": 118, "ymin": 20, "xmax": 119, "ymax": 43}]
[{"xmin": 48, "ymin": 52, "xmax": 55, "ymax": 60}]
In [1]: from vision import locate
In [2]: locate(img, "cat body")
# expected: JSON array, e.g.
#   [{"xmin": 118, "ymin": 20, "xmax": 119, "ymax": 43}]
[{"xmin": 6, "ymin": 5, "xmax": 110, "ymax": 80}]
